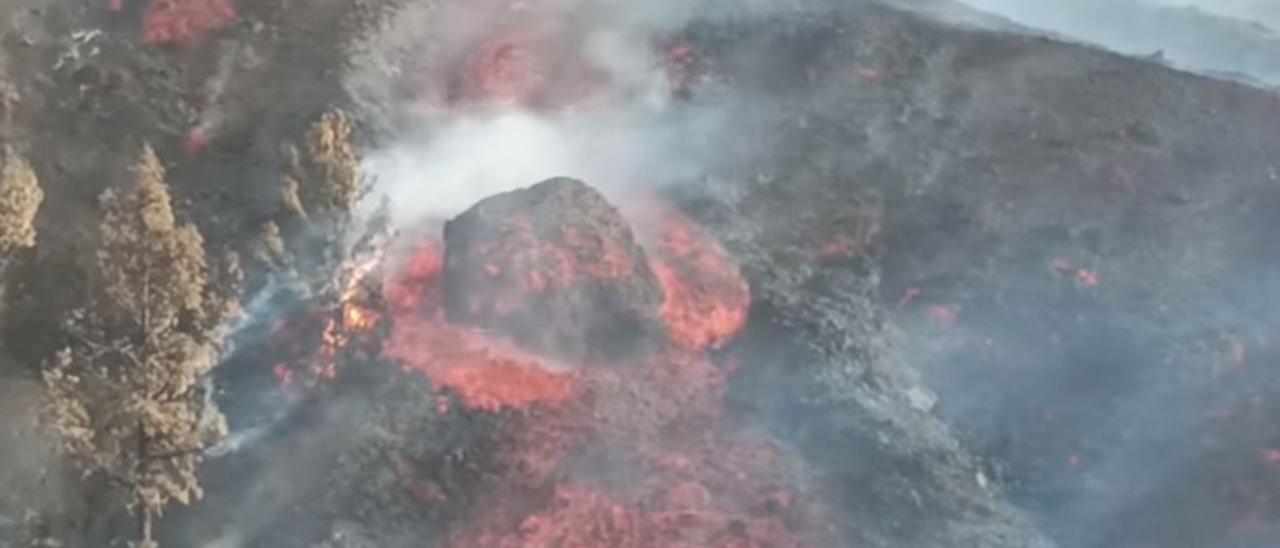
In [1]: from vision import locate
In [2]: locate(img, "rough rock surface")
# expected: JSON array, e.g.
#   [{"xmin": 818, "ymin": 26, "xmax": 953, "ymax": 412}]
[
  {"xmin": 668, "ymin": 2, "xmax": 1280, "ymax": 546},
  {"xmin": 442, "ymin": 178, "xmax": 664, "ymax": 361}
]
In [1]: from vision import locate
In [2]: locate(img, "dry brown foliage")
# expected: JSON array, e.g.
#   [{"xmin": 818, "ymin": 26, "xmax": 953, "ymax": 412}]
[
  {"xmin": 304, "ymin": 109, "xmax": 363, "ymax": 214},
  {"xmin": 281, "ymin": 109, "xmax": 366, "ymax": 220},
  {"xmin": 42, "ymin": 145, "xmax": 233, "ymax": 548},
  {"xmin": 273, "ymin": 108, "xmax": 376, "ymax": 292},
  {"xmin": 0, "ymin": 150, "xmax": 43, "ymax": 254}
]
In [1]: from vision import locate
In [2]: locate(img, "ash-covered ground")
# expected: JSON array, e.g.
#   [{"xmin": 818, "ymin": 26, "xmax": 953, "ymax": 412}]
[{"xmin": 1, "ymin": 0, "xmax": 1279, "ymax": 547}]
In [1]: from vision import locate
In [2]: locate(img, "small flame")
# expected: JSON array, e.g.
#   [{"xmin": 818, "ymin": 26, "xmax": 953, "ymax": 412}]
[{"xmin": 343, "ymin": 304, "xmax": 377, "ymax": 332}]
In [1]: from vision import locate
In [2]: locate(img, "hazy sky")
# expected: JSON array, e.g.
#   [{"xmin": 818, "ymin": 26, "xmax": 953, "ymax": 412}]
[
  {"xmin": 948, "ymin": 0, "xmax": 1280, "ymax": 85},
  {"xmin": 1145, "ymin": 0, "xmax": 1280, "ymax": 30}
]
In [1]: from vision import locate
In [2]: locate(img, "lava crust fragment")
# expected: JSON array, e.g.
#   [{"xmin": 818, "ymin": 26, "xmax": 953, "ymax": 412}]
[{"xmin": 442, "ymin": 177, "xmax": 663, "ymax": 361}]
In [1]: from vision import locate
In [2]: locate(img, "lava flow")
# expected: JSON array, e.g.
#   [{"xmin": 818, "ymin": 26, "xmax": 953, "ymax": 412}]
[
  {"xmin": 141, "ymin": 0, "xmax": 237, "ymax": 46},
  {"xmin": 268, "ymin": 17, "xmax": 829, "ymax": 545},
  {"xmin": 363, "ymin": 179, "xmax": 833, "ymax": 547},
  {"xmin": 627, "ymin": 196, "xmax": 751, "ymax": 352}
]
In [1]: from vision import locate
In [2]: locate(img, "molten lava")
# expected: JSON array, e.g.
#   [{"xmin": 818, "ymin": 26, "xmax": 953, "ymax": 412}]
[
  {"xmin": 383, "ymin": 241, "xmax": 578, "ymax": 412},
  {"xmin": 141, "ymin": 0, "xmax": 237, "ymax": 46},
  {"xmin": 258, "ymin": 22, "xmax": 822, "ymax": 542},
  {"xmin": 441, "ymin": 350, "xmax": 826, "ymax": 547},
  {"xmin": 366, "ymin": 184, "xmax": 831, "ymax": 546},
  {"xmin": 386, "ymin": 314, "xmax": 578, "ymax": 413},
  {"xmin": 627, "ymin": 199, "xmax": 751, "ymax": 352},
  {"xmin": 455, "ymin": 34, "xmax": 545, "ymax": 107}
]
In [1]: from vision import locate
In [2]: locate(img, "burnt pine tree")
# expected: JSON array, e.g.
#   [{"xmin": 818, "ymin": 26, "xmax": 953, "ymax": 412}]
[{"xmin": 42, "ymin": 145, "xmax": 234, "ymax": 548}]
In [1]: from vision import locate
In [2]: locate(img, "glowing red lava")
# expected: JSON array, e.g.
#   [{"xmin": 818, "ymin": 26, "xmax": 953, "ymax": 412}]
[
  {"xmin": 382, "ymin": 241, "xmax": 578, "ymax": 412},
  {"xmin": 627, "ymin": 200, "xmax": 751, "ymax": 352},
  {"xmin": 442, "ymin": 350, "xmax": 825, "ymax": 547},
  {"xmin": 456, "ymin": 34, "xmax": 545, "ymax": 107},
  {"xmin": 141, "ymin": 0, "xmax": 237, "ymax": 46},
  {"xmin": 385, "ymin": 314, "xmax": 578, "ymax": 413},
  {"xmin": 369, "ymin": 192, "xmax": 830, "ymax": 546}
]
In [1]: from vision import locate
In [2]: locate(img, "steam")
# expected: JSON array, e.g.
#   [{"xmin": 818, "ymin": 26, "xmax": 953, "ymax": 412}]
[
  {"xmin": 346, "ymin": 0, "xmax": 770, "ymax": 225},
  {"xmin": 363, "ymin": 106, "xmax": 708, "ymax": 224}
]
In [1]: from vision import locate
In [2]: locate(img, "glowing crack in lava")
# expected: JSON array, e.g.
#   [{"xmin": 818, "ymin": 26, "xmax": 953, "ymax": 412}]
[{"xmin": 372, "ymin": 179, "xmax": 833, "ymax": 546}]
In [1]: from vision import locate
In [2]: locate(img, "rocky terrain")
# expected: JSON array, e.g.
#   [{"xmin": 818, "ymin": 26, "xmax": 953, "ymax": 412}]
[{"xmin": 0, "ymin": 0, "xmax": 1278, "ymax": 547}]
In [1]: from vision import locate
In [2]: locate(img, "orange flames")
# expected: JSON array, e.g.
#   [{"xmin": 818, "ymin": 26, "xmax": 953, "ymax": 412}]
[{"xmin": 272, "ymin": 242, "xmax": 387, "ymax": 387}]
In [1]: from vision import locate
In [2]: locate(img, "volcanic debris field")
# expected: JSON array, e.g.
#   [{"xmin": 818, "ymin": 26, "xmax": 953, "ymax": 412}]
[{"xmin": 1, "ymin": 0, "xmax": 1280, "ymax": 547}]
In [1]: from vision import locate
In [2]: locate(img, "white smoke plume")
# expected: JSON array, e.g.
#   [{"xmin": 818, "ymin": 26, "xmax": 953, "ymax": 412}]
[{"xmin": 343, "ymin": 0, "xmax": 782, "ymax": 225}]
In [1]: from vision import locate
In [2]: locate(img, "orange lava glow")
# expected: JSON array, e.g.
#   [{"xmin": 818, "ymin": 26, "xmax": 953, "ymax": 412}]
[
  {"xmin": 382, "ymin": 238, "xmax": 578, "ymax": 412},
  {"xmin": 363, "ymin": 194, "xmax": 832, "ymax": 544},
  {"xmin": 385, "ymin": 315, "xmax": 577, "ymax": 413},
  {"xmin": 289, "ymin": 186, "xmax": 826, "ymax": 544},
  {"xmin": 142, "ymin": 0, "xmax": 237, "ymax": 46},
  {"xmin": 384, "ymin": 239, "xmax": 445, "ymax": 314},
  {"xmin": 440, "ymin": 349, "xmax": 828, "ymax": 547},
  {"xmin": 628, "ymin": 202, "xmax": 750, "ymax": 352},
  {"xmin": 456, "ymin": 34, "xmax": 544, "ymax": 107}
]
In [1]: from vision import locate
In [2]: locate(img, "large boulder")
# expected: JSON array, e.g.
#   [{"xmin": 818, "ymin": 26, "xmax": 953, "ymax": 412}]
[{"xmin": 442, "ymin": 178, "xmax": 664, "ymax": 361}]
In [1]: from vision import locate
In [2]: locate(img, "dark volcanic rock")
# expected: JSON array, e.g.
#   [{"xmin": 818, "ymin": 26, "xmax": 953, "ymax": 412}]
[
  {"xmin": 442, "ymin": 178, "xmax": 664, "ymax": 361},
  {"xmin": 670, "ymin": 2, "xmax": 1280, "ymax": 547}
]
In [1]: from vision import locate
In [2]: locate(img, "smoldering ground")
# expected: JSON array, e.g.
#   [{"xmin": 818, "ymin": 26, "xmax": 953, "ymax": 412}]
[{"xmin": 110, "ymin": 0, "xmax": 1280, "ymax": 546}]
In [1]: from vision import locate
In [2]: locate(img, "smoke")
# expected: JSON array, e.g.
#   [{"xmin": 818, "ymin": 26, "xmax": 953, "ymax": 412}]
[
  {"xmin": 944, "ymin": 0, "xmax": 1280, "ymax": 85},
  {"xmin": 345, "ymin": 0, "xmax": 784, "ymax": 225},
  {"xmin": 194, "ymin": 0, "xmax": 1280, "ymax": 546},
  {"xmin": 1144, "ymin": 0, "xmax": 1280, "ymax": 29},
  {"xmin": 363, "ymin": 107, "xmax": 719, "ymax": 224}
]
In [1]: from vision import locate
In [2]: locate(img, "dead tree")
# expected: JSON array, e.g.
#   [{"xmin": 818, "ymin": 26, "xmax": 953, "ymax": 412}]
[
  {"xmin": 42, "ymin": 145, "xmax": 234, "ymax": 548},
  {"xmin": 267, "ymin": 109, "xmax": 389, "ymax": 384},
  {"xmin": 0, "ymin": 148, "xmax": 41, "ymax": 325},
  {"xmin": 0, "ymin": 148, "xmax": 42, "ymax": 255},
  {"xmin": 274, "ymin": 108, "xmax": 374, "ymax": 276}
]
